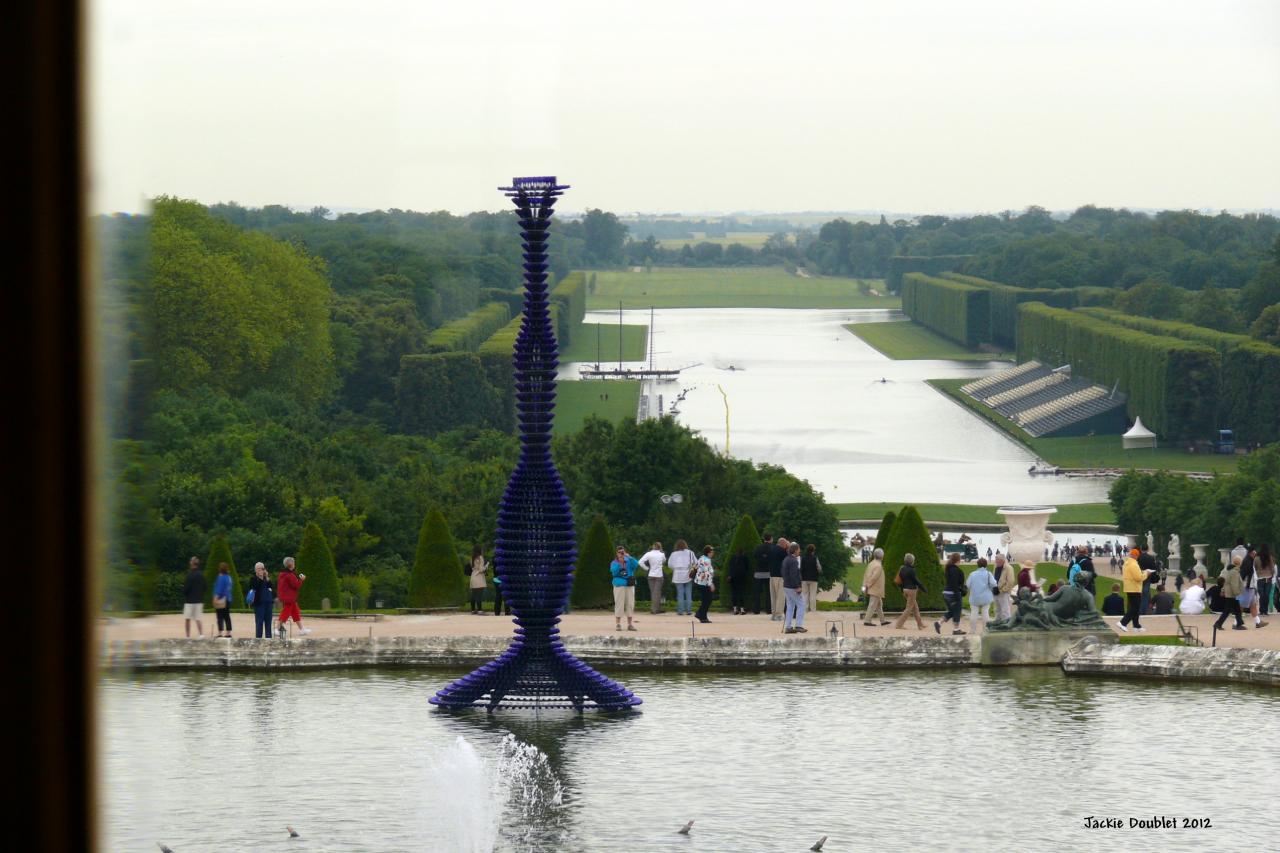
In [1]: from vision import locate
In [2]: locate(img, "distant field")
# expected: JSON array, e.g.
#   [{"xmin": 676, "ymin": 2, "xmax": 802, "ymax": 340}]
[
  {"xmin": 560, "ymin": 322, "xmax": 648, "ymax": 363},
  {"xmin": 587, "ymin": 267, "xmax": 898, "ymax": 310},
  {"xmin": 832, "ymin": 502, "xmax": 1116, "ymax": 526},
  {"xmin": 844, "ymin": 320, "xmax": 1012, "ymax": 362},
  {"xmin": 928, "ymin": 378, "xmax": 1240, "ymax": 474},
  {"xmin": 654, "ymin": 232, "xmax": 778, "ymax": 249},
  {"xmin": 552, "ymin": 380, "xmax": 640, "ymax": 436}
]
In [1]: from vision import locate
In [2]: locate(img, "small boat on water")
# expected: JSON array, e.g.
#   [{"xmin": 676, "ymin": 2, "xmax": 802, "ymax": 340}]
[{"xmin": 1027, "ymin": 462, "xmax": 1061, "ymax": 476}]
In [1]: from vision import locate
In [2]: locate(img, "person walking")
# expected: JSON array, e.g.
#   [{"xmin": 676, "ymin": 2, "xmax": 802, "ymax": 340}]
[
  {"xmin": 212, "ymin": 562, "xmax": 233, "ymax": 638},
  {"xmin": 247, "ymin": 562, "xmax": 274, "ymax": 639},
  {"xmin": 892, "ymin": 553, "xmax": 927, "ymax": 630},
  {"xmin": 492, "ymin": 571, "xmax": 510, "ymax": 616},
  {"xmin": 993, "ymin": 553, "xmax": 1015, "ymax": 622},
  {"xmin": 800, "ymin": 544, "xmax": 822, "ymax": 612},
  {"xmin": 610, "ymin": 546, "xmax": 639, "ymax": 632},
  {"xmin": 1117, "ymin": 548, "xmax": 1152, "ymax": 633},
  {"xmin": 728, "ymin": 544, "xmax": 751, "ymax": 615},
  {"xmin": 1256, "ymin": 544, "xmax": 1275, "ymax": 617},
  {"xmin": 965, "ymin": 558, "xmax": 997, "ymax": 634},
  {"xmin": 693, "ymin": 545, "xmax": 716, "ymax": 624},
  {"xmin": 935, "ymin": 552, "xmax": 966, "ymax": 635},
  {"xmin": 276, "ymin": 556, "xmax": 310, "ymax": 639},
  {"xmin": 639, "ymin": 541, "xmax": 667, "ymax": 615},
  {"xmin": 782, "ymin": 543, "xmax": 806, "ymax": 633},
  {"xmin": 861, "ymin": 548, "xmax": 888, "ymax": 626},
  {"xmin": 768, "ymin": 537, "xmax": 788, "ymax": 621},
  {"xmin": 669, "ymin": 539, "xmax": 697, "ymax": 616},
  {"xmin": 1239, "ymin": 548, "xmax": 1267, "ymax": 629},
  {"xmin": 468, "ymin": 544, "xmax": 489, "ymax": 615},
  {"xmin": 182, "ymin": 556, "xmax": 206, "ymax": 639},
  {"xmin": 1213, "ymin": 556, "xmax": 1246, "ymax": 632},
  {"xmin": 1137, "ymin": 545, "xmax": 1158, "ymax": 616},
  {"xmin": 1069, "ymin": 545, "xmax": 1097, "ymax": 598},
  {"xmin": 751, "ymin": 534, "xmax": 773, "ymax": 615}
]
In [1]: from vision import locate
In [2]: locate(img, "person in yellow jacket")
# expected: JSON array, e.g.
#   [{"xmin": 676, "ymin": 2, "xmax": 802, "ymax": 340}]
[{"xmin": 1116, "ymin": 548, "xmax": 1154, "ymax": 632}]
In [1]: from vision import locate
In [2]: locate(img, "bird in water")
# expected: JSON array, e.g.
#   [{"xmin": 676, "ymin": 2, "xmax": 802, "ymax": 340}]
[
  {"xmin": 677, "ymin": 820, "xmax": 694, "ymax": 835},
  {"xmin": 811, "ymin": 836, "xmax": 828, "ymax": 851},
  {"xmin": 287, "ymin": 826, "xmax": 300, "ymax": 838},
  {"xmin": 157, "ymin": 844, "xmax": 175, "ymax": 853}
]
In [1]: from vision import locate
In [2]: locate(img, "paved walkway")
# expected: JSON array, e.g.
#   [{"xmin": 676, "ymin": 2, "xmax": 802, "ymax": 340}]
[{"xmin": 100, "ymin": 608, "xmax": 1280, "ymax": 651}]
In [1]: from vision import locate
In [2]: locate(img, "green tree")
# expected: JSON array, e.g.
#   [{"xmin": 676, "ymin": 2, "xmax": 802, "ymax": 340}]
[
  {"xmin": 315, "ymin": 495, "xmax": 379, "ymax": 565},
  {"xmin": 571, "ymin": 515, "xmax": 616, "ymax": 609},
  {"xmin": 881, "ymin": 505, "xmax": 944, "ymax": 611},
  {"xmin": 1250, "ymin": 304, "xmax": 1280, "ymax": 346},
  {"xmin": 408, "ymin": 508, "xmax": 466, "ymax": 607},
  {"xmin": 295, "ymin": 522, "xmax": 341, "ymax": 609},
  {"xmin": 203, "ymin": 535, "xmax": 244, "ymax": 607},
  {"xmin": 872, "ymin": 510, "xmax": 897, "ymax": 555}
]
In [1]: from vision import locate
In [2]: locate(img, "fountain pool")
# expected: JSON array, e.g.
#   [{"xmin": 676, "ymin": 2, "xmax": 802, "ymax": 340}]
[{"xmin": 101, "ymin": 668, "xmax": 1271, "ymax": 851}]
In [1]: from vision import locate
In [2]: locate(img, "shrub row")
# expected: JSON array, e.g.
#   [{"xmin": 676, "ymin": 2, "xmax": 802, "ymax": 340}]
[
  {"xmin": 1015, "ymin": 302, "xmax": 1220, "ymax": 440},
  {"xmin": 397, "ymin": 351, "xmax": 507, "ymax": 435},
  {"xmin": 550, "ymin": 271, "xmax": 587, "ymax": 338},
  {"xmin": 885, "ymin": 255, "xmax": 971, "ymax": 294},
  {"xmin": 474, "ymin": 303, "xmax": 565, "ymax": 433},
  {"xmin": 1075, "ymin": 308, "xmax": 1280, "ymax": 444},
  {"xmin": 901, "ymin": 273, "xmax": 991, "ymax": 347},
  {"xmin": 424, "ymin": 301, "xmax": 511, "ymax": 354},
  {"xmin": 941, "ymin": 273, "xmax": 1076, "ymax": 348}
]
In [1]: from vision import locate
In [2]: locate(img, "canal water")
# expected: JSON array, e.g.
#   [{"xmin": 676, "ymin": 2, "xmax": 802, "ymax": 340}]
[
  {"xmin": 101, "ymin": 668, "xmax": 1271, "ymax": 852},
  {"xmin": 563, "ymin": 308, "xmax": 1111, "ymax": 506}
]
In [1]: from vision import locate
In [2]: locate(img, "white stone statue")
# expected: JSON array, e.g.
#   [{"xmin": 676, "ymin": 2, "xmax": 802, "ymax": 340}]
[
  {"xmin": 1167, "ymin": 534, "xmax": 1181, "ymax": 574},
  {"xmin": 1146, "ymin": 530, "xmax": 1156, "ymax": 553}
]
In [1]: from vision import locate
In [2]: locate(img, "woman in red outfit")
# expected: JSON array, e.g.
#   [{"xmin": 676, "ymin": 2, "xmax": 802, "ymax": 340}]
[{"xmin": 276, "ymin": 556, "xmax": 310, "ymax": 638}]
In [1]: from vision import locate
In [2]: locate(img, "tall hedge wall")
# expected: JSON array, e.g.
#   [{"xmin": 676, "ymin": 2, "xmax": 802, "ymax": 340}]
[
  {"xmin": 474, "ymin": 303, "xmax": 564, "ymax": 434},
  {"xmin": 1015, "ymin": 302, "xmax": 1220, "ymax": 440},
  {"xmin": 551, "ymin": 271, "xmax": 587, "ymax": 333},
  {"xmin": 885, "ymin": 255, "xmax": 971, "ymax": 294},
  {"xmin": 940, "ymin": 273, "xmax": 1078, "ymax": 348},
  {"xmin": 481, "ymin": 287, "xmax": 524, "ymax": 316},
  {"xmin": 1075, "ymin": 308, "xmax": 1280, "ymax": 443},
  {"xmin": 901, "ymin": 273, "xmax": 991, "ymax": 347},
  {"xmin": 397, "ymin": 352, "xmax": 507, "ymax": 435},
  {"xmin": 424, "ymin": 301, "xmax": 511, "ymax": 354}
]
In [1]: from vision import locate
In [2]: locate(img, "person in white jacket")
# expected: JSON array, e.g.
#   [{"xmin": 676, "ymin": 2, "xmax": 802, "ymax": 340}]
[
  {"xmin": 638, "ymin": 542, "xmax": 668, "ymax": 614},
  {"xmin": 1178, "ymin": 577, "xmax": 1206, "ymax": 615}
]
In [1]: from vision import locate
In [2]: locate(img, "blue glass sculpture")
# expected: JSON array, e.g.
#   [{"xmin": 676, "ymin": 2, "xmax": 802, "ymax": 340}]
[{"xmin": 430, "ymin": 177, "xmax": 641, "ymax": 712}]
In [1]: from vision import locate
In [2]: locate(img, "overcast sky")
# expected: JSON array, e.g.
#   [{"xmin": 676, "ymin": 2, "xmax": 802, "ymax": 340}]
[{"xmin": 89, "ymin": 0, "xmax": 1280, "ymax": 216}]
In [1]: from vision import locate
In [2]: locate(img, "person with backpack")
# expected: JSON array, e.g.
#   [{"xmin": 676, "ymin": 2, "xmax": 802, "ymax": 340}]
[
  {"xmin": 1068, "ymin": 545, "xmax": 1096, "ymax": 597},
  {"xmin": 966, "ymin": 558, "xmax": 997, "ymax": 634}
]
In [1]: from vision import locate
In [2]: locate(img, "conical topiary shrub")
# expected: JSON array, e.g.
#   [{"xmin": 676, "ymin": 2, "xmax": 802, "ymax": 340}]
[
  {"xmin": 724, "ymin": 513, "xmax": 761, "ymax": 604},
  {"xmin": 295, "ymin": 522, "xmax": 341, "ymax": 610},
  {"xmin": 204, "ymin": 535, "xmax": 244, "ymax": 607},
  {"xmin": 571, "ymin": 515, "xmax": 616, "ymax": 609},
  {"xmin": 881, "ymin": 505, "xmax": 944, "ymax": 612},
  {"xmin": 872, "ymin": 510, "xmax": 896, "ymax": 556},
  {"xmin": 408, "ymin": 508, "xmax": 467, "ymax": 608}
]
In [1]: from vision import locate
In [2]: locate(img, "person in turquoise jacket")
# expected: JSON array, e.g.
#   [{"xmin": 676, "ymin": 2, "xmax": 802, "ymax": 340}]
[{"xmin": 610, "ymin": 547, "xmax": 639, "ymax": 632}]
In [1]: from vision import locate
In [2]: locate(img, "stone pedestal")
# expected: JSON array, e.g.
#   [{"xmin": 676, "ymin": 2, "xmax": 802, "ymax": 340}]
[{"xmin": 998, "ymin": 506, "xmax": 1057, "ymax": 568}]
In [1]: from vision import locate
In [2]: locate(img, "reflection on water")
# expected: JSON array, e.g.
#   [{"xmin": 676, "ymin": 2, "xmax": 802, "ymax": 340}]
[
  {"xmin": 101, "ymin": 668, "xmax": 1272, "ymax": 852},
  {"xmin": 562, "ymin": 308, "xmax": 1110, "ymax": 505}
]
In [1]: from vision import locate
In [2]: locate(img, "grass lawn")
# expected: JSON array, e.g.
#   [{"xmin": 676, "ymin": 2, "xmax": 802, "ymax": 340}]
[
  {"xmin": 844, "ymin": 320, "xmax": 1011, "ymax": 362},
  {"xmin": 832, "ymin": 502, "xmax": 1116, "ymax": 525},
  {"xmin": 560, "ymin": 321, "xmax": 648, "ymax": 363},
  {"xmin": 552, "ymin": 380, "xmax": 640, "ymax": 436},
  {"xmin": 587, "ymin": 267, "xmax": 898, "ymax": 310},
  {"xmin": 928, "ymin": 378, "xmax": 1240, "ymax": 474},
  {"xmin": 654, "ymin": 232, "xmax": 777, "ymax": 249}
]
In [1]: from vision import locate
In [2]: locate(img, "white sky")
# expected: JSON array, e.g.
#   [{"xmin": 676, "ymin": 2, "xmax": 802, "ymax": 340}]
[{"xmin": 89, "ymin": 0, "xmax": 1280, "ymax": 216}]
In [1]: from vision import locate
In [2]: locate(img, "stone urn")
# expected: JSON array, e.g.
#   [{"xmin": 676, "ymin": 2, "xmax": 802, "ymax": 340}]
[
  {"xmin": 1125, "ymin": 533, "xmax": 1140, "ymax": 549},
  {"xmin": 1191, "ymin": 544, "xmax": 1208, "ymax": 577},
  {"xmin": 998, "ymin": 506, "xmax": 1057, "ymax": 569},
  {"xmin": 1218, "ymin": 548, "xmax": 1232, "ymax": 570}
]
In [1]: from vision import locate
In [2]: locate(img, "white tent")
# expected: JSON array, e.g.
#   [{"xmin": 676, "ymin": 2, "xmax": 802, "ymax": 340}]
[{"xmin": 1122, "ymin": 417, "xmax": 1157, "ymax": 449}]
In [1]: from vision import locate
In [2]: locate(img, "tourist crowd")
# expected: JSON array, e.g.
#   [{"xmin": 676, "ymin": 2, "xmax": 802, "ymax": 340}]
[{"xmin": 179, "ymin": 555, "xmax": 313, "ymax": 639}]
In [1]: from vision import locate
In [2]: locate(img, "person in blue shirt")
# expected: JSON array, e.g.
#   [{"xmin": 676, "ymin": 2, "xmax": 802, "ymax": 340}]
[
  {"xmin": 212, "ymin": 562, "xmax": 234, "ymax": 638},
  {"xmin": 610, "ymin": 546, "xmax": 639, "ymax": 632},
  {"xmin": 246, "ymin": 562, "xmax": 275, "ymax": 639}
]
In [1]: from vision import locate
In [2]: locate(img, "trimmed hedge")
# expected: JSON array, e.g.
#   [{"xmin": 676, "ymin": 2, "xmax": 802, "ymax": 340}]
[
  {"xmin": 475, "ymin": 303, "xmax": 564, "ymax": 434},
  {"xmin": 1016, "ymin": 302, "xmax": 1220, "ymax": 440},
  {"xmin": 886, "ymin": 255, "xmax": 971, "ymax": 294},
  {"xmin": 396, "ymin": 352, "xmax": 506, "ymax": 435},
  {"xmin": 872, "ymin": 510, "xmax": 896, "ymax": 552},
  {"xmin": 881, "ymin": 506, "xmax": 944, "ymax": 612},
  {"xmin": 1075, "ymin": 308, "xmax": 1280, "ymax": 444},
  {"xmin": 295, "ymin": 522, "xmax": 340, "ymax": 610},
  {"xmin": 571, "ymin": 514, "xmax": 615, "ymax": 608},
  {"xmin": 941, "ymin": 273, "xmax": 1078, "ymax": 348},
  {"xmin": 408, "ymin": 508, "xmax": 467, "ymax": 607},
  {"xmin": 424, "ymin": 301, "xmax": 511, "ymax": 354},
  {"xmin": 551, "ymin": 271, "xmax": 587, "ymax": 336},
  {"xmin": 481, "ymin": 287, "xmax": 524, "ymax": 316},
  {"xmin": 901, "ymin": 273, "xmax": 991, "ymax": 347}
]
